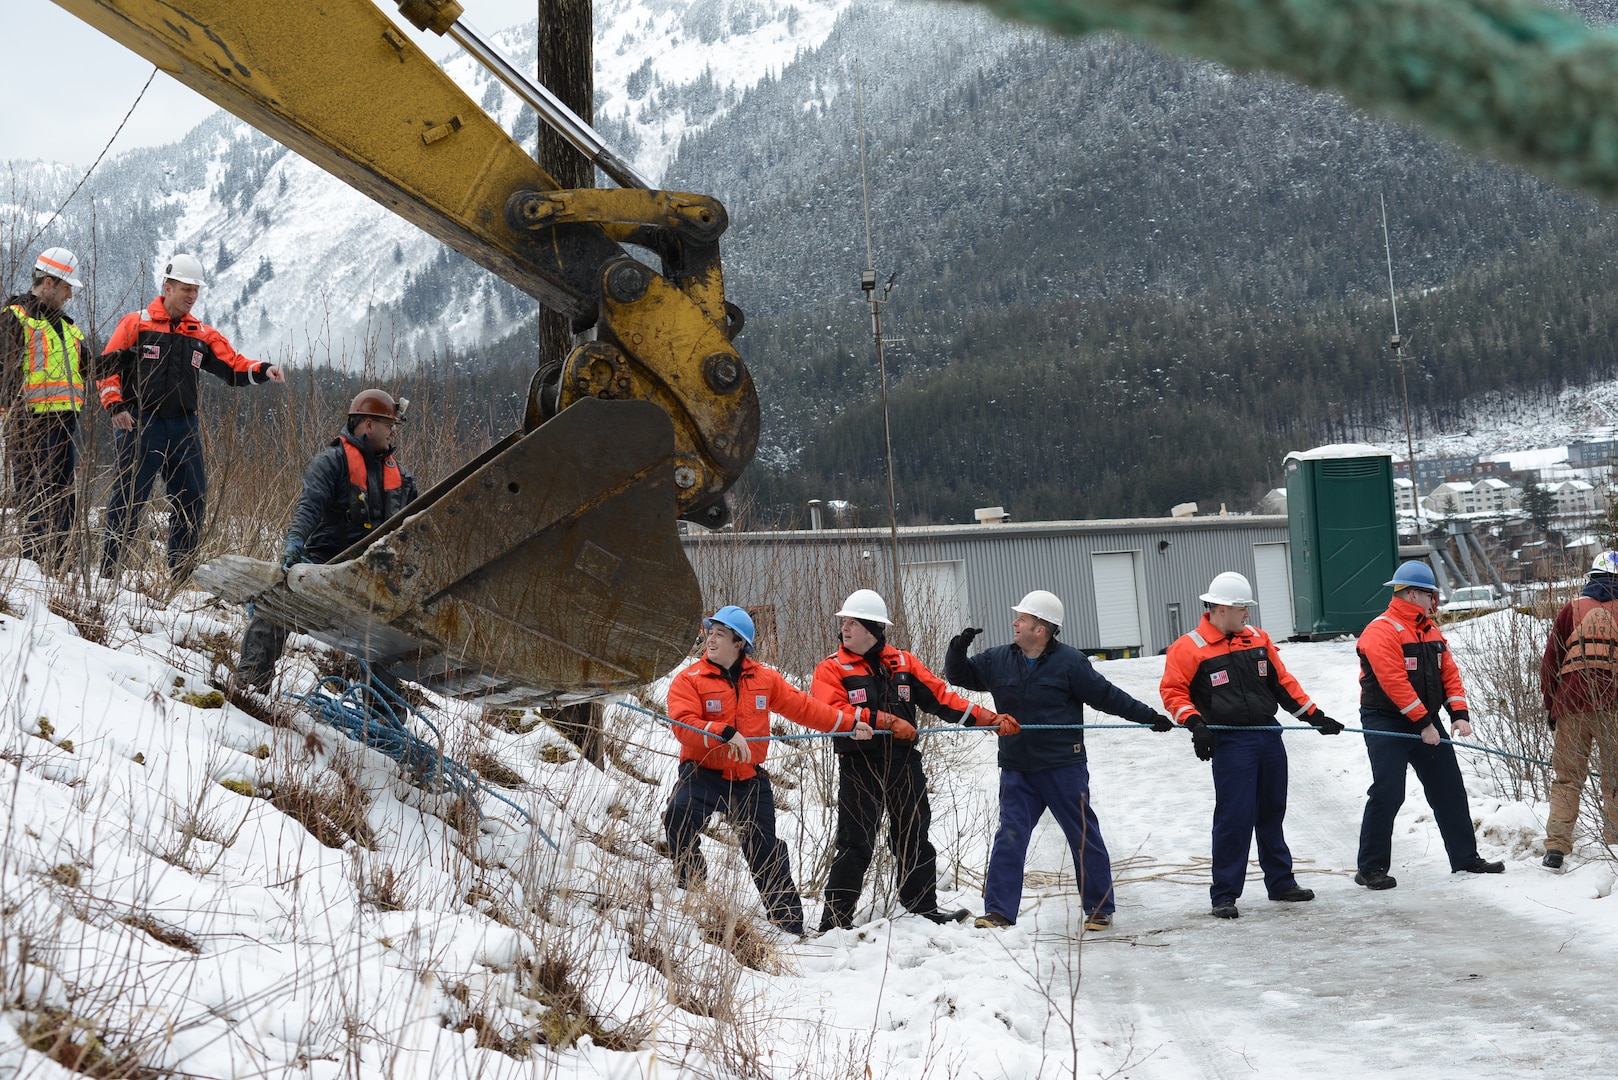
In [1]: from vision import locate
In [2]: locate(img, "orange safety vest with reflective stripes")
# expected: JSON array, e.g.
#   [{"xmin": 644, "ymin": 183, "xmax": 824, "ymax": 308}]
[{"xmin": 8, "ymin": 303, "xmax": 84, "ymax": 414}]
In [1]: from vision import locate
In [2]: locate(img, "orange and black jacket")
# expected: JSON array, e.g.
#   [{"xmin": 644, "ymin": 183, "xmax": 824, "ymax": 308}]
[
  {"xmin": 811, "ymin": 642, "xmax": 980, "ymax": 756},
  {"xmin": 667, "ymin": 654, "xmax": 864, "ymax": 781},
  {"xmin": 287, "ymin": 431, "xmax": 418, "ymax": 562},
  {"xmin": 1161, "ymin": 614, "xmax": 1322, "ymax": 729},
  {"xmin": 1357, "ymin": 595, "xmax": 1470, "ymax": 729},
  {"xmin": 1542, "ymin": 576, "xmax": 1618, "ymax": 717},
  {"xmin": 98, "ymin": 296, "xmax": 273, "ymax": 419}
]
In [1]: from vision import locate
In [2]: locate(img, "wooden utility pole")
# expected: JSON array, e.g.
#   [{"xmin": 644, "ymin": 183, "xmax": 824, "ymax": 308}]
[
  {"xmin": 536, "ymin": 0, "xmax": 594, "ymax": 368},
  {"xmin": 537, "ymin": 0, "xmax": 605, "ymax": 766}
]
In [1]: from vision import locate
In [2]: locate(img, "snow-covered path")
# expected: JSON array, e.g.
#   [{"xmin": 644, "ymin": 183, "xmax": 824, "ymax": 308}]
[{"xmin": 1008, "ymin": 643, "xmax": 1618, "ymax": 1079}]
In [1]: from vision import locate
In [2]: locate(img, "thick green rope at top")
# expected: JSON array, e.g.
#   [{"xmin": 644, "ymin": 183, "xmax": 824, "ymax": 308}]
[{"xmin": 958, "ymin": 0, "xmax": 1618, "ymax": 200}]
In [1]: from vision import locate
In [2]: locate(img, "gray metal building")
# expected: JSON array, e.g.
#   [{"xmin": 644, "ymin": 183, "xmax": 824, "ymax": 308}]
[{"xmin": 680, "ymin": 515, "xmax": 1291, "ymax": 674}]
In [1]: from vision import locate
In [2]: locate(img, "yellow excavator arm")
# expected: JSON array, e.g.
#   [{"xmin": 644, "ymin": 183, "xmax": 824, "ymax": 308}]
[{"xmin": 53, "ymin": 0, "xmax": 757, "ymax": 704}]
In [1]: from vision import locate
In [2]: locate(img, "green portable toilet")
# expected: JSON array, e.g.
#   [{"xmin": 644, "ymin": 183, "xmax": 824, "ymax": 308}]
[{"xmin": 1285, "ymin": 444, "xmax": 1398, "ymax": 638}]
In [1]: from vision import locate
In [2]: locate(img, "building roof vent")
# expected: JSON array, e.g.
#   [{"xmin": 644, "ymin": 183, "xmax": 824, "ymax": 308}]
[
  {"xmin": 974, "ymin": 506, "xmax": 1009, "ymax": 524},
  {"xmin": 1170, "ymin": 501, "xmax": 1198, "ymax": 518}
]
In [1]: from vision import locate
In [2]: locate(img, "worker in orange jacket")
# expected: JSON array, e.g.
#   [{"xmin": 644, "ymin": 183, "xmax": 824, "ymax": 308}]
[
  {"xmin": 96, "ymin": 253, "xmax": 284, "ymax": 579},
  {"xmin": 1160, "ymin": 572, "xmax": 1342, "ymax": 919},
  {"xmin": 664, "ymin": 605, "xmax": 877, "ymax": 936},
  {"xmin": 1354, "ymin": 561, "xmax": 1502, "ymax": 889},
  {"xmin": 811, "ymin": 589, "xmax": 1018, "ymax": 932}
]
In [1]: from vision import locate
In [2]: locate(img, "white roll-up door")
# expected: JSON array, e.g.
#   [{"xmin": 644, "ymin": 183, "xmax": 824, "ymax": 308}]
[
  {"xmin": 1252, "ymin": 542, "xmax": 1294, "ymax": 636},
  {"xmin": 1091, "ymin": 552, "xmax": 1142, "ymax": 647}
]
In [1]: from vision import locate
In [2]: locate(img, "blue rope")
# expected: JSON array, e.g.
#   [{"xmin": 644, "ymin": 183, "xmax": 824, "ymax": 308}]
[
  {"xmin": 294, "ymin": 662, "xmax": 557, "ymax": 850},
  {"xmin": 617, "ymin": 701, "xmax": 1550, "ymax": 769}
]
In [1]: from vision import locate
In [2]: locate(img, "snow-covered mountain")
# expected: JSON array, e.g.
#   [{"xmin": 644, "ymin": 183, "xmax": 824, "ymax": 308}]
[{"xmin": 4, "ymin": 0, "xmax": 850, "ymax": 364}]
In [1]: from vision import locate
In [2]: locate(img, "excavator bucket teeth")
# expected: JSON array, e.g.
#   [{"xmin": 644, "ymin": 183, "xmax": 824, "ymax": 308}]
[{"xmin": 196, "ymin": 399, "xmax": 701, "ymax": 706}]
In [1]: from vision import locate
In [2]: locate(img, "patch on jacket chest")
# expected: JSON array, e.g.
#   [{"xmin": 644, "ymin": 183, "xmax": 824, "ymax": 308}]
[
  {"xmin": 755, "ymin": 694, "xmax": 767, "ymax": 710},
  {"xmin": 191, "ymin": 349, "xmax": 203, "ymax": 367},
  {"xmin": 1210, "ymin": 670, "xmax": 1230, "ymax": 686},
  {"xmin": 705, "ymin": 698, "xmax": 723, "ymax": 712},
  {"xmin": 1257, "ymin": 660, "xmax": 1268, "ymax": 676},
  {"xmin": 1405, "ymin": 656, "xmax": 1419, "ymax": 670},
  {"xmin": 898, "ymin": 685, "xmax": 911, "ymax": 701},
  {"xmin": 849, "ymin": 688, "xmax": 867, "ymax": 704},
  {"xmin": 143, "ymin": 344, "xmax": 160, "ymax": 359}
]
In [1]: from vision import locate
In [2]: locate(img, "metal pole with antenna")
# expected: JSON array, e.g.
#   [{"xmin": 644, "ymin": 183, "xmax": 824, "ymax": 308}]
[
  {"xmin": 1382, "ymin": 193, "xmax": 1419, "ymax": 512},
  {"xmin": 856, "ymin": 62, "xmax": 906, "ymax": 641}
]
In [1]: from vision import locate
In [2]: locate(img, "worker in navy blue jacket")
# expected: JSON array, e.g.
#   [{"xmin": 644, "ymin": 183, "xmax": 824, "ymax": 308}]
[{"xmin": 945, "ymin": 590, "xmax": 1172, "ymax": 932}]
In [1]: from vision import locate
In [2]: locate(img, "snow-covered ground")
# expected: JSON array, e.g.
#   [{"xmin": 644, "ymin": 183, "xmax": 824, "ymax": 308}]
[{"xmin": 1, "ymin": 564, "xmax": 1614, "ymax": 1078}]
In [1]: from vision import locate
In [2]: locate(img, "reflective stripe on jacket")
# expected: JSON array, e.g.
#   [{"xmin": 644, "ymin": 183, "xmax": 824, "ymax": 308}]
[
  {"xmin": 1160, "ymin": 614, "xmax": 1316, "ymax": 728},
  {"xmin": 1357, "ymin": 595, "xmax": 1469, "ymax": 724},
  {"xmin": 667, "ymin": 655, "xmax": 862, "ymax": 781},
  {"xmin": 6, "ymin": 301, "xmax": 84, "ymax": 414}
]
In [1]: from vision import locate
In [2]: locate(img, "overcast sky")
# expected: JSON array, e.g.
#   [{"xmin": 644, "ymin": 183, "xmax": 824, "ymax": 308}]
[{"xmin": 3, "ymin": 1, "xmax": 541, "ymax": 166}]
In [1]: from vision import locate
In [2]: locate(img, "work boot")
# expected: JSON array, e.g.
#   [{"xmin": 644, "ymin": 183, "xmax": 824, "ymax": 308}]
[
  {"xmin": 1354, "ymin": 869, "xmax": 1397, "ymax": 890},
  {"xmin": 817, "ymin": 909, "xmax": 853, "ymax": 934},
  {"xmin": 1270, "ymin": 886, "xmax": 1315, "ymax": 902},
  {"xmin": 919, "ymin": 907, "xmax": 973, "ymax": 925},
  {"xmin": 1542, "ymin": 850, "xmax": 1565, "ymax": 869},
  {"xmin": 1083, "ymin": 911, "xmax": 1113, "ymax": 931},
  {"xmin": 1454, "ymin": 856, "xmax": 1504, "ymax": 874},
  {"xmin": 973, "ymin": 912, "xmax": 1014, "ymax": 929},
  {"xmin": 1210, "ymin": 903, "xmax": 1240, "ymax": 919}
]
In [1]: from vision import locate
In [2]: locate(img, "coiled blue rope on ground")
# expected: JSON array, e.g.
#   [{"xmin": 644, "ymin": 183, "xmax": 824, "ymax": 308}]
[{"xmin": 294, "ymin": 663, "xmax": 557, "ymax": 850}]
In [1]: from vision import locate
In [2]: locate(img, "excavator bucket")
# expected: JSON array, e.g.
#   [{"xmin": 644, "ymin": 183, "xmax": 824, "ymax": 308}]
[{"xmin": 195, "ymin": 398, "xmax": 701, "ymax": 706}]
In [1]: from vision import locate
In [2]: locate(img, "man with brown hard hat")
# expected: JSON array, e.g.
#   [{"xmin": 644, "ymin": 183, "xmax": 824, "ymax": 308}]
[
  {"xmin": 1, "ymin": 248, "xmax": 89, "ymax": 572},
  {"xmin": 236, "ymin": 389, "xmax": 418, "ymax": 690},
  {"xmin": 98, "ymin": 252, "xmax": 285, "ymax": 580}
]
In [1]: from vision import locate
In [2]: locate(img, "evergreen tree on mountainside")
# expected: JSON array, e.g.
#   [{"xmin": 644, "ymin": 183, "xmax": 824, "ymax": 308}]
[{"xmin": 670, "ymin": 3, "xmax": 1618, "ymax": 524}]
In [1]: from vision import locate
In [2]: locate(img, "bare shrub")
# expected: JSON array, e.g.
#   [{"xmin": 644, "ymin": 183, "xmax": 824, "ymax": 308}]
[
  {"xmin": 1460, "ymin": 606, "xmax": 1561, "ymax": 803},
  {"xmin": 16, "ymin": 1005, "xmax": 170, "ymax": 1079},
  {"xmin": 121, "ymin": 912, "xmax": 202, "ymax": 954}
]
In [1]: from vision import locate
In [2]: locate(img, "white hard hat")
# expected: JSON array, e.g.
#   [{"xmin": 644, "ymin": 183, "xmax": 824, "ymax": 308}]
[
  {"xmin": 34, "ymin": 247, "xmax": 82, "ymax": 288},
  {"xmin": 1592, "ymin": 551, "xmax": 1618, "ymax": 576},
  {"xmin": 1201, "ymin": 571, "xmax": 1257, "ymax": 607},
  {"xmin": 160, "ymin": 252, "xmax": 206, "ymax": 287},
  {"xmin": 1012, "ymin": 589, "xmax": 1064, "ymax": 628},
  {"xmin": 836, "ymin": 588, "xmax": 891, "ymax": 625}
]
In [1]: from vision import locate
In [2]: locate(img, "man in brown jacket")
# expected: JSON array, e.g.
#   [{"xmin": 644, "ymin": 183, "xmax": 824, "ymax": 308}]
[{"xmin": 1539, "ymin": 551, "xmax": 1618, "ymax": 869}]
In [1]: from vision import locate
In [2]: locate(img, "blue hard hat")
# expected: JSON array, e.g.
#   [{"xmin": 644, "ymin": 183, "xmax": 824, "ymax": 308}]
[
  {"xmin": 703, "ymin": 605, "xmax": 755, "ymax": 653},
  {"xmin": 1384, "ymin": 561, "xmax": 1438, "ymax": 591}
]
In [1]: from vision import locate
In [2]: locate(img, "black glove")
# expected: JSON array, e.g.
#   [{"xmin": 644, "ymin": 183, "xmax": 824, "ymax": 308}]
[
  {"xmin": 958, "ymin": 626, "xmax": 983, "ymax": 648},
  {"xmin": 1450, "ymin": 709, "xmax": 1471, "ymax": 728},
  {"xmin": 280, "ymin": 536, "xmax": 307, "ymax": 569},
  {"xmin": 1311, "ymin": 711, "xmax": 1344, "ymax": 736},
  {"xmin": 1548, "ymin": 712, "xmax": 1557, "ymax": 733},
  {"xmin": 1186, "ymin": 717, "xmax": 1214, "ymax": 761},
  {"xmin": 1142, "ymin": 712, "xmax": 1173, "ymax": 733}
]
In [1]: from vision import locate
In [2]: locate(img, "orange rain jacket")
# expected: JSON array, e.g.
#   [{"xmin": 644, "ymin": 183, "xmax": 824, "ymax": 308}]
[
  {"xmin": 1357, "ymin": 594, "xmax": 1470, "ymax": 728},
  {"xmin": 667, "ymin": 654, "xmax": 866, "ymax": 781},
  {"xmin": 98, "ymin": 296, "xmax": 273, "ymax": 419},
  {"xmin": 1160, "ymin": 613, "xmax": 1322, "ymax": 729}
]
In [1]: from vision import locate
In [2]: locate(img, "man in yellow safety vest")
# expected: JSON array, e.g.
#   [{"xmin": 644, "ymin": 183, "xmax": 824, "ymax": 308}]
[{"xmin": 1, "ymin": 248, "xmax": 88, "ymax": 572}]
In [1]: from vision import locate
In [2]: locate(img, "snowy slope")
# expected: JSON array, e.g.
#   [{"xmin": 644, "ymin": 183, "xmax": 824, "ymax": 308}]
[{"xmin": 3, "ymin": 561, "xmax": 1617, "ymax": 1077}]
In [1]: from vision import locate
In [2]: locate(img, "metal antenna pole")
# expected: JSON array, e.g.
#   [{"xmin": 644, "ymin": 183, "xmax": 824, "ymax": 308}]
[
  {"xmin": 857, "ymin": 62, "xmax": 906, "ymax": 640},
  {"xmin": 1382, "ymin": 193, "xmax": 1418, "ymax": 507}
]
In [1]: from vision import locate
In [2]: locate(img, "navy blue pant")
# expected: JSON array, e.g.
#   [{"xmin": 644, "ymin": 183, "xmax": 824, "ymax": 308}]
[
  {"xmin": 664, "ymin": 762, "xmax": 805, "ymax": 933},
  {"xmin": 102, "ymin": 415, "xmax": 206, "ymax": 575},
  {"xmin": 984, "ymin": 762, "xmax": 1113, "ymax": 922},
  {"xmin": 9, "ymin": 412, "xmax": 77, "ymax": 570},
  {"xmin": 822, "ymin": 743, "xmax": 939, "ymax": 925},
  {"xmin": 1209, "ymin": 727, "xmax": 1299, "ymax": 904},
  {"xmin": 1357, "ymin": 710, "xmax": 1479, "ymax": 873}
]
